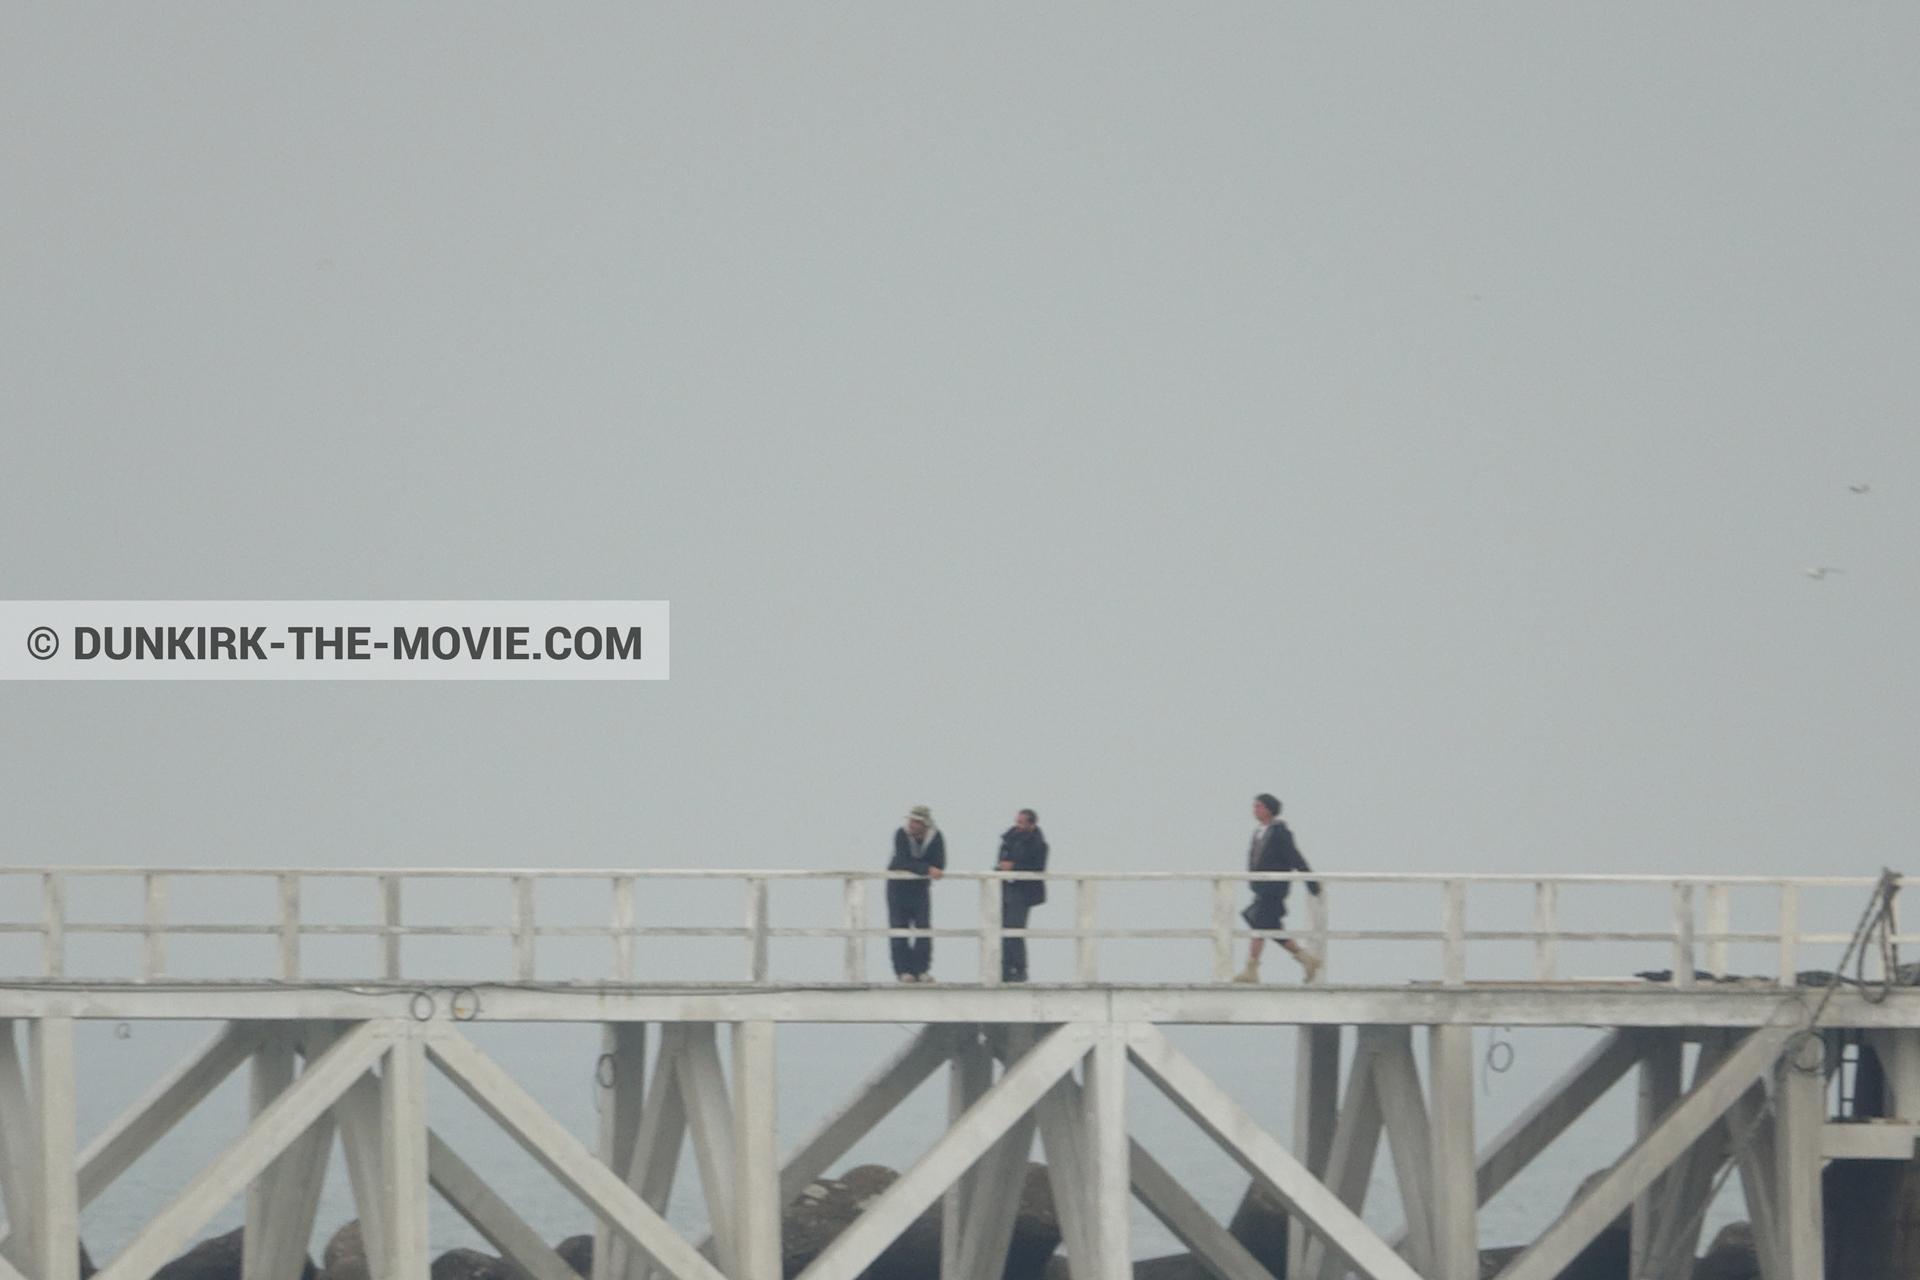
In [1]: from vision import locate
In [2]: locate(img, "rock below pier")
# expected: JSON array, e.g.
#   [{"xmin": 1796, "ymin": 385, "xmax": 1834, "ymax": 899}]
[
  {"xmin": 153, "ymin": 1229, "xmax": 318, "ymax": 1280},
  {"xmin": 1130, "ymin": 1255, "xmax": 1210, "ymax": 1280},
  {"xmin": 783, "ymin": 1162, "xmax": 1059, "ymax": 1280},
  {"xmin": 152, "ymin": 1229, "xmax": 245, "ymax": 1280},
  {"xmin": 430, "ymin": 1249, "xmax": 518, "ymax": 1280},
  {"xmin": 1693, "ymin": 1222, "xmax": 1758, "ymax": 1280},
  {"xmin": 1224, "ymin": 1180, "xmax": 1288, "ymax": 1277},
  {"xmin": 556, "ymin": 1236, "xmax": 594, "ymax": 1278},
  {"xmin": 318, "ymin": 1221, "xmax": 369, "ymax": 1280}
]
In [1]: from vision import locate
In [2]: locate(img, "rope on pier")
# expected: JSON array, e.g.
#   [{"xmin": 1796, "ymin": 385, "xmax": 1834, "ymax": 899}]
[
  {"xmin": 1644, "ymin": 867, "xmax": 1903, "ymax": 1274},
  {"xmin": 1803, "ymin": 866, "xmax": 1903, "ymax": 1024}
]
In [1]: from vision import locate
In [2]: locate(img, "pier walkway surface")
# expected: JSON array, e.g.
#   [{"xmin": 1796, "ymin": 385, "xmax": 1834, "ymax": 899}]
[{"xmin": 0, "ymin": 867, "xmax": 1911, "ymax": 1280}]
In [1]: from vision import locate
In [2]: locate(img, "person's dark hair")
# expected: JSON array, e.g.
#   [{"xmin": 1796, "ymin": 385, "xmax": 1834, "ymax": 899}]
[
  {"xmin": 1254, "ymin": 793, "xmax": 1282, "ymax": 817},
  {"xmin": 1019, "ymin": 809, "xmax": 1038, "ymax": 823}
]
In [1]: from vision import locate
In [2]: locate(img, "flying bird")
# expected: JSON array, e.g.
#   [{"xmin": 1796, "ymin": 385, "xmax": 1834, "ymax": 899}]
[
  {"xmin": 1806, "ymin": 567, "xmax": 1845, "ymax": 580},
  {"xmin": 1850, "ymin": 483, "xmax": 1871, "ymax": 494}
]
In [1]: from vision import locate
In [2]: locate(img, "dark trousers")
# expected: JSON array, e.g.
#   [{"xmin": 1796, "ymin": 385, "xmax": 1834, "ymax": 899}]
[
  {"xmin": 887, "ymin": 880, "xmax": 932, "ymax": 976},
  {"xmin": 1000, "ymin": 892, "xmax": 1034, "ymax": 980}
]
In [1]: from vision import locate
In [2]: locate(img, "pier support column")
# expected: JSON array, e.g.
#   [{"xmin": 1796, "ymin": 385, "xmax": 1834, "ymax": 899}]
[
  {"xmin": 382, "ymin": 1030, "xmax": 432, "ymax": 1280},
  {"xmin": 0, "ymin": 1021, "xmax": 38, "ymax": 1279},
  {"xmin": 1085, "ymin": 1024, "xmax": 1130, "ymax": 1280},
  {"xmin": 31, "ymin": 1017, "xmax": 78, "ymax": 1280},
  {"xmin": 682, "ymin": 1024, "xmax": 739, "ymax": 1277},
  {"xmin": 1864, "ymin": 1029, "xmax": 1920, "ymax": 1118},
  {"xmin": 245, "ymin": 1027, "xmax": 335, "ymax": 1280},
  {"xmin": 954, "ymin": 1027, "xmax": 1041, "ymax": 1280},
  {"xmin": 1288, "ymin": 1026, "xmax": 1340, "ymax": 1279},
  {"xmin": 595, "ymin": 1024, "xmax": 648, "ymax": 1280},
  {"xmin": 1371, "ymin": 1028, "xmax": 1434, "ymax": 1273},
  {"xmin": 1631, "ymin": 1030, "xmax": 1683, "ymax": 1277},
  {"xmin": 618, "ymin": 1025, "xmax": 691, "ymax": 1280},
  {"xmin": 333, "ymin": 1024, "xmax": 392, "ymax": 1279},
  {"xmin": 1301, "ymin": 1030, "xmax": 1383, "ymax": 1280},
  {"xmin": 733, "ymin": 1023, "xmax": 780, "ymax": 1280},
  {"xmin": 1426, "ymin": 1025, "xmax": 1475, "ymax": 1280},
  {"xmin": 1773, "ymin": 1035, "xmax": 1826, "ymax": 1280},
  {"xmin": 1036, "ymin": 1068, "xmax": 1095, "ymax": 1277},
  {"xmin": 1644, "ymin": 1033, "xmax": 1736, "ymax": 1280},
  {"xmin": 943, "ymin": 1028, "xmax": 991, "ymax": 1280},
  {"xmin": 243, "ymin": 1032, "xmax": 295, "ymax": 1280}
]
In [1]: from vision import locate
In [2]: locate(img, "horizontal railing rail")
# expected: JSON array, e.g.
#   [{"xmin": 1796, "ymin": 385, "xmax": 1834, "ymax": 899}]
[{"xmin": 0, "ymin": 867, "xmax": 1902, "ymax": 989}]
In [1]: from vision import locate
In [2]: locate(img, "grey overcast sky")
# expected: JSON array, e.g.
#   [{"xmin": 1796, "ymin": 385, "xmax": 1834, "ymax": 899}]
[{"xmin": 3, "ymin": 5, "xmax": 1917, "ymax": 881}]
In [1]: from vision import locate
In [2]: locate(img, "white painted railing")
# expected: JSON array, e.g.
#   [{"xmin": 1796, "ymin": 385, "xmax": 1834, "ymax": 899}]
[{"xmin": 0, "ymin": 868, "xmax": 1901, "ymax": 988}]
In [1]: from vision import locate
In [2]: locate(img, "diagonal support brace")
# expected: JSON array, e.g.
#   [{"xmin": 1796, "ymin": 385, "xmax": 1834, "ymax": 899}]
[
  {"xmin": 1494, "ymin": 1024, "xmax": 1798, "ymax": 1280},
  {"xmin": 1125, "ymin": 1024, "xmax": 1420, "ymax": 1280},
  {"xmin": 797, "ymin": 1023, "xmax": 1093, "ymax": 1280}
]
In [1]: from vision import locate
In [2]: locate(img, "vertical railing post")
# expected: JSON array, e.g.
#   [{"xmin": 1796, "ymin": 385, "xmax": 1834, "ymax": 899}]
[
  {"xmin": 611, "ymin": 876, "xmax": 636, "ymax": 981},
  {"xmin": 842, "ymin": 877, "xmax": 866, "ymax": 984},
  {"xmin": 1211, "ymin": 879, "xmax": 1235, "ymax": 982},
  {"xmin": 1304, "ymin": 881, "xmax": 1329, "ymax": 982},
  {"xmin": 379, "ymin": 875, "xmax": 402, "ymax": 980},
  {"xmin": 745, "ymin": 878, "xmax": 769, "ymax": 983},
  {"xmin": 1533, "ymin": 881, "xmax": 1558, "ymax": 982},
  {"xmin": 42, "ymin": 873, "xmax": 65, "ymax": 980},
  {"xmin": 511, "ymin": 876, "xmax": 536, "ymax": 980},
  {"xmin": 276, "ymin": 873, "xmax": 300, "ymax": 981},
  {"xmin": 1706, "ymin": 883, "xmax": 1730, "ymax": 978},
  {"xmin": 1075, "ymin": 879, "xmax": 1099, "ymax": 983},
  {"xmin": 142, "ymin": 873, "xmax": 167, "ymax": 981},
  {"xmin": 979, "ymin": 877, "xmax": 1002, "ymax": 986},
  {"xmin": 1778, "ymin": 882, "xmax": 1799, "ymax": 986},
  {"xmin": 1441, "ymin": 880, "xmax": 1466, "ymax": 986},
  {"xmin": 1672, "ymin": 883, "xmax": 1696, "ymax": 989}
]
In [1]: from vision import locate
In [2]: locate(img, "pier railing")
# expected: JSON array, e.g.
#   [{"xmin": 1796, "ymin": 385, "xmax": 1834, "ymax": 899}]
[{"xmin": 0, "ymin": 868, "xmax": 1900, "ymax": 988}]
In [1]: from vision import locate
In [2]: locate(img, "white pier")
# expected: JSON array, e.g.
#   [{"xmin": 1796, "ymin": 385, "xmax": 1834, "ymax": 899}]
[{"xmin": 0, "ymin": 866, "xmax": 1911, "ymax": 1280}]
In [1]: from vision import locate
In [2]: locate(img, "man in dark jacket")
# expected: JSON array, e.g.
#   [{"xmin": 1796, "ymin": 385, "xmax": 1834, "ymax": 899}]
[
  {"xmin": 996, "ymin": 809, "xmax": 1049, "ymax": 982},
  {"xmin": 1234, "ymin": 793, "xmax": 1322, "ymax": 983},
  {"xmin": 887, "ymin": 805, "xmax": 946, "ymax": 981}
]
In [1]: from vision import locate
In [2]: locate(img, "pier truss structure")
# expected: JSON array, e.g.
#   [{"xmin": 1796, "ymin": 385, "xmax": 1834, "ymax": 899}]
[{"xmin": 0, "ymin": 866, "xmax": 1913, "ymax": 1280}]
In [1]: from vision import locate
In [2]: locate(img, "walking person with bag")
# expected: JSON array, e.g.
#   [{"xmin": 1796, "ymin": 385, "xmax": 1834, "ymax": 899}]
[
  {"xmin": 996, "ymin": 809, "xmax": 1048, "ymax": 982},
  {"xmin": 1233, "ymin": 793, "xmax": 1322, "ymax": 983},
  {"xmin": 887, "ymin": 805, "xmax": 945, "ymax": 982}
]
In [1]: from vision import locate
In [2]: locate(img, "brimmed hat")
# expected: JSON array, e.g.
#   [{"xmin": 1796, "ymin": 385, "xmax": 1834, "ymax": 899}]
[{"xmin": 907, "ymin": 805, "xmax": 934, "ymax": 825}]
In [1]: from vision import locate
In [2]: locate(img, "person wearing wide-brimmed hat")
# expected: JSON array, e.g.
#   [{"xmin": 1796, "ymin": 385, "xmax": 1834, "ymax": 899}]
[{"xmin": 887, "ymin": 806, "xmax": 946, "ymax": 981}]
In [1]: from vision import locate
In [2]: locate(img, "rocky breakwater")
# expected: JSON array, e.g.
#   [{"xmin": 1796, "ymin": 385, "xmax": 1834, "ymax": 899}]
[
  {"xmin": 141, "ymin": 1228, "xmax": 315, "ymax": 1280},
  {"xmin": 782, "ymin": 1161, "xmax": 1060, "ymax": 1280},
  {"xmin": 139, "ymin": 1158, "xmax": 1760, "ymax": 1280},
  {"xmin": 126, "ymin": 1161, "xmax": 1059, "ymax": 1280}
]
